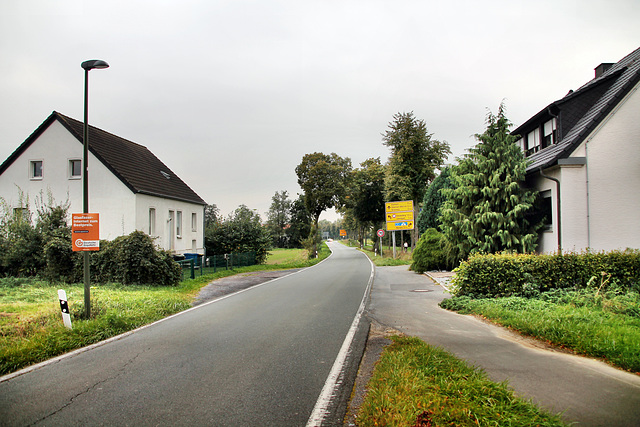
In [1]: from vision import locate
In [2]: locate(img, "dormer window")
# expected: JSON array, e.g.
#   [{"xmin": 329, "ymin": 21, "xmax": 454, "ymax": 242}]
[
  {"xmin": 526, "ymin": 129, "xmax": 541, "ymax": 156},
  {"xmin": 542, "ymin": 118, "xmax": 557, "ymax": 147}
]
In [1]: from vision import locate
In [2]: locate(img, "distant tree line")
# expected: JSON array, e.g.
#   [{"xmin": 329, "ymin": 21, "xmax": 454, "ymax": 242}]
[{"xmin": 292, "ymin": 104, "xmax": 544, "ymax": 267}]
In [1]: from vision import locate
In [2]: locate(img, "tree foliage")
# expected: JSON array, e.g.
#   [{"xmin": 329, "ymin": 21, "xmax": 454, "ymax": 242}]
[
  {"xmin": 205, "ymin": 205, "xmax": 271, "ymax": 264},
  {"xmin": 266, "ymin": 190, "xmax": 292, "ymax": 248},
  {"xmin": 382, "ymin": 112, "xmax": 451, "ymax": 246},
  {"xmin": 287, "ymin": 195, "xmax": 312, "ymax": 248},
  {"xmin": 296, "ymin": 152, "xmax": 352, "ymax": 256},
  {"xmin": 344, "ymin": 157, "xmax": 386, "ymax": 248},
  {"xmin": 417, "ymin": 166, "xmax": 454, "ymax": 233},
  {"xmin": 440, "ymin": 104, "xmax": 541, "ymax": 262}
]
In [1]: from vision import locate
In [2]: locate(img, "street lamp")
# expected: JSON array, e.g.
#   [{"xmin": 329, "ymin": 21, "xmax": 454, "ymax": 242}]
[{"xmin": 81, "ymin": 59, "xmax": 109, "ymax": 319}]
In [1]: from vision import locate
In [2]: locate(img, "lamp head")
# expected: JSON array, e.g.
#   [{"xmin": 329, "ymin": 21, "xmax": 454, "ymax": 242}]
[{"xmin": 81, "ymin": 60, "xmax": 109, "ymax": 71}]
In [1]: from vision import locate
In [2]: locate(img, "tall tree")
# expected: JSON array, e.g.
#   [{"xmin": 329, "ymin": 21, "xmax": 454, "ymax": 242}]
[
  {"xmin": 348, "ymin": 157, "xmax": 387, "ymax": 249},
  {"xmin": 440, "ymin": 104, "xmax": 541, "ymax": 262},
  {"xmin": 287, "ymin": 195, "xmax": 311, "ymax": 248},
  {"xmin": 382, "ymin": 111, "xmax": 451, "ymax": 247},
  {"xmin": 417, "ymin": 166, "xmax": 454, "ymax": 233},
  {"xmin": 205, "ymin": 205, "xmax": 272, "ymax": 263},
  {"xmin": 295, "ymin": 152, "xmax": 352, "ymax": 257},
  {"xmin": 266, "ymin": 190, "xmax": 292, "ymax": 248}
]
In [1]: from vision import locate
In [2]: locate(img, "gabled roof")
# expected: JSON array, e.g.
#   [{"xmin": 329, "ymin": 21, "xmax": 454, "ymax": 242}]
[
  {"xmin": 0, "ymin": 112, "xmax": 206, "ymax": 205},
  {"xmin": 513, "ymin": 47, "xmax": 640, "ymax": 174}
]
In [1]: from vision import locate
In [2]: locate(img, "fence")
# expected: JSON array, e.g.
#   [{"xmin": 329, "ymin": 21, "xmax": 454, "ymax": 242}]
[{"xmin": 178, "ymin": 251, "xmax": 257, "ymax": 280}]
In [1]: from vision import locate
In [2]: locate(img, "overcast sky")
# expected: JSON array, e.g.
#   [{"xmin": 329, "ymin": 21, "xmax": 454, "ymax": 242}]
[{"xmin": 1, "ymin": 0, "xmax": 639, "ymax": 221}]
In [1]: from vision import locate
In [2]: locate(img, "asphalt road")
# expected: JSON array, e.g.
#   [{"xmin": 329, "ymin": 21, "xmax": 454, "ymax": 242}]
[
  {"xmin": 368, "ymin": 265, "xmax": 640, "ymax": 427},
  {"xmin": 0, "ymin": 242, "xmax": 372, "ymax": 426}
]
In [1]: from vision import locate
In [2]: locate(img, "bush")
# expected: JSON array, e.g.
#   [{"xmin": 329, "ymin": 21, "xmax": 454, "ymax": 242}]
[
  {"xmin": 89, "ymin": 231, "xmax": 181, "ymax": 286},
  {"xmin": 452, "ymin": 250, "xmax": 640, "ymax": 298},
  {"xmin": 410, "ymin": 228, "xmax": 448, "ymax": 273}
]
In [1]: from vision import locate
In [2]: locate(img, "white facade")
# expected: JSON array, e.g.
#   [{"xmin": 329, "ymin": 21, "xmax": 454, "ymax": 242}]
[
  {"xmin": 0, "ymin": 119, "xmax": 205, "ymax": 255},
  {"xmin": 533, "ymin": 81, "xmax": 640, "ymax": 253}
]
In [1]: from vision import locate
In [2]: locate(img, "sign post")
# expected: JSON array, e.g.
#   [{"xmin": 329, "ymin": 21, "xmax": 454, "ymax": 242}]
[
  {"xmin": 385, "ymin": 201, "xmax": 415, "ymax": 258},
  {"xmin": 376, "ymin": 229, "xmax": 385, "ymax": 256}
]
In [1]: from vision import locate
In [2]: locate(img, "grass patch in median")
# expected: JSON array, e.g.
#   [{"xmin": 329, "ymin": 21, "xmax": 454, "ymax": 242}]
[
  {"xmin": 440, "ymin": 289, "xmax": 640, "ymax": 373},
  {"xmin": 358, "ymin": 335, "xmax": 567, "ymax": 426},
  {"xmin": 0, "ymin": 245, "xmax": 331, "ymax": 376}
]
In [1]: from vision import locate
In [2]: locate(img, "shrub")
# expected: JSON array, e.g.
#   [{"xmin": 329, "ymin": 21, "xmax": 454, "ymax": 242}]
[
  {"xmin": 452, "ymin": 250, "xmax": 640, "ymax": 298},
  {"xmin": 410, "ymin": 228, "xmax": 448, "ymax": 273},
  {"xmin": 89, "ymin": 231, "xmax": 181, "ymax": 286}
]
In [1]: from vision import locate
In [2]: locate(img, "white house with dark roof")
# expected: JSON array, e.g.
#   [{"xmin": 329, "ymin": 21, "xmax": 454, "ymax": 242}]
[
  {"xmin": 0, "ymin": 111, "xmax": 207, "ymax": 255},
  {"xmin": 513, "ymin": 47, "xmax": 640, "ymax": 253}
]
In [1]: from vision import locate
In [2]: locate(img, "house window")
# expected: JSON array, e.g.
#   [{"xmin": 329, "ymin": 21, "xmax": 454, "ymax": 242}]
[
  {"xmin": 176, "ymin": 211, "xmax": 182, "ymax": 238},
  {"xmin": 515, "ymin": 137, "xmax": 525, "ymax": 154},
  {"xmin": 191, "ymin": 212, "xmax": 197, "ymax": 232},
  {"xmin": 30, "ymin": 160, "xmax": 43, "ymax": 179},
  {"xmin": 149, "ymin": 208, "xmax": 156, "ymax": 236},
  {"xmin": 69, "ymin": 159, "xmax": 81, "ymax": 179},
  {"xmin": 542, "ymin": 119, "xmax": 557, "ymax": 148},
  {"xmin": 525, "ymin": 130, "xmax": 540, "ymax": 156}
]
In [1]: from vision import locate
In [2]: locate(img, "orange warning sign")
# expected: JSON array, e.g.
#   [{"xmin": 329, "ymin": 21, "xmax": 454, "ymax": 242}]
[{"xmin": 72, "ymin": 213, "xmax": 100, "ymax": 251}]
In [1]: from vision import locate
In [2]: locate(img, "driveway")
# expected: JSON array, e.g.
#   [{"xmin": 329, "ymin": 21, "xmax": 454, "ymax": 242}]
[{"xmin": 362, "ymin": 265, "xmax": 640, "ymax": 427}]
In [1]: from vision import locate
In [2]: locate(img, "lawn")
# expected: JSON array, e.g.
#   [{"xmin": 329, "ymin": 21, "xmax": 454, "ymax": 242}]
[
  {"xmin": 440, "ymin": 289, "xmax": 640, "ymax": 373},
  {"xmin": 357, "ymin": 335, "xmax": 567, "ymax": 426},
  {"xmin": 0, "ymin": 246, "xmax": 329, "ymax": 376}
]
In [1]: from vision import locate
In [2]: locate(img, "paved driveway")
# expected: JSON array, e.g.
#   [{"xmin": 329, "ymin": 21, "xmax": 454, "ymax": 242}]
[{"xmin": 366, "ymin": 265, "xmax": 640, "ymax": 427}]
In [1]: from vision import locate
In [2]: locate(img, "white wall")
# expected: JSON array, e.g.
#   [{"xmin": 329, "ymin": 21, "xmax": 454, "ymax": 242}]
[
  {"xmin": 1, "ymin": 120, "xmax": 205, "ymax": 254},
  {"xmin": 135, "ymin": 194, "xmax": 204, "ymax": 254},
  {"xmin": 582, "ymin": 83, "xmax": 640, "ymax": 251}
]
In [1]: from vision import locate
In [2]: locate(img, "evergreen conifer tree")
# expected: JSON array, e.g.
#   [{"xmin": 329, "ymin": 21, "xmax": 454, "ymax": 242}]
[{"xmin": 441, "ymin": 104, "xmax": 540, "ymax": 261}]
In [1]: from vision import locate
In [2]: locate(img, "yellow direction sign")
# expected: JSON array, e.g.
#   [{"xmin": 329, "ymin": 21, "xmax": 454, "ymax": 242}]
[
  {"xmin": 385, "ymin": 200, "xmax": 414, "ymax": 231},
  {"xmin": 385, "ymin": 200, "xmax": 413, "ymax": 213},
  {"xmin": 386, "ymin": 211, "xmax": 414, "ymax": 222},
  {"xmin": 387, "ymin": 220, "xmax": 414, "ymax": 231}
]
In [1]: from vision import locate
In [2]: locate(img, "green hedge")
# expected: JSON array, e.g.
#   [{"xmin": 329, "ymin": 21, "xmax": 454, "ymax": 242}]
[{"xmin": 452, "ymin": 250, "xmax": 640, "ymax": 298}]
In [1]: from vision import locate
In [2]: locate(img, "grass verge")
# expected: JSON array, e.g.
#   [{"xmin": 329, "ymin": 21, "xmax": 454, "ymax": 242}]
[
  {"xmin": 357, "ymin": 335, "xmax": 567, "ymax": 426},
  {"xmin": 0, "ymin": 245, "xmax": 330, "ymax": 376},
  {"xmin": 340, "ymin": 240, "xmax": 412, "ymax": 266},
  {"xmin": 440, "ymin": 289, "xmax": 640, "ymax": 373}
]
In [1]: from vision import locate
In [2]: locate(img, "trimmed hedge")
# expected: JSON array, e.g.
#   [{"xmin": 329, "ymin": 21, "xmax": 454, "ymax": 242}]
[{"xmin": 452, "ymin": 250, "xmax": 640, "ymax": 298}]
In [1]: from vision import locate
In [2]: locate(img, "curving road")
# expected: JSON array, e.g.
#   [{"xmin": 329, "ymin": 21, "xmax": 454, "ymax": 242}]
[{"xmin": 0, "ymin": 241, "xmax": 372, "ymax": 426}]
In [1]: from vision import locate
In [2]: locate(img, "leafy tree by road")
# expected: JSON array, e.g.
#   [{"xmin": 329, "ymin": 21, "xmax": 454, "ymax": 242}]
[
  {"xmin": 440, "ymin": 104, "xmax": 541, "ymax": 262},
  {"xmin": 266, "ymin": 190, "xmax": 292, "ymax": 248},
  {"xmin": 346, "ymin": 157, "xmax": 386, "ymax": 249},
  {"xmin": 205, "ymin": 205, "xmax": 271, "ymax": 263},
  {"xmin": 296, "ymin": 152, "xmax": 352, "ymax": 256},
  {"xmin": 417, "ymin": 166, "xmax": 454, "ymax": 233},
  {"xmin": 287, "ymin": 195, "xmax": 312, "ymax": 248},
  {"xmin": 383, "ymin": 112, "xmax": 451, "ymax": 246}
]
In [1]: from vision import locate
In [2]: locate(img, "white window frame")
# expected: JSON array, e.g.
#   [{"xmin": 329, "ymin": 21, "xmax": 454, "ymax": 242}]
[
  {"xmin": 191, "ymin": 212, "xmax": 197, "ymax": 232},
  {"xmin": 30, "ymin": 160, "xmax": 43, "ymax": 180},
  {"xmin": 543, "ymin": 118, "xmax": 557, "ymax": 147},
  {"xmin": 176, "ymin": 211, "xmax": 182, "ymax": 238},
  {"xmin": 69, "ymin": 159, "xmax": 82, "ymax": 179},
  {"xmin": 149, "ymin": 207, "xmax": 156, "ymax": 236}
]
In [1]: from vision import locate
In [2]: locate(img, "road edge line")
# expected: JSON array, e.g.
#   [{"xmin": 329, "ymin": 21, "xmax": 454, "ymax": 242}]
[{"xmin": 306, "ymin": 245, "xmax": 375, "ymax": 426}]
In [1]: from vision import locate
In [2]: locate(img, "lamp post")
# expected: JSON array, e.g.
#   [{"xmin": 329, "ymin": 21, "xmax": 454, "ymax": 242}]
[{"xmin": 81, "ymin": 59, "xmax": 109, "ymax": 319}]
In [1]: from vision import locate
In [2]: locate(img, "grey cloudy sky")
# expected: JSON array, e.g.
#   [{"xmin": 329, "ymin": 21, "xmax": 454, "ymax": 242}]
[{"xmin": 1, "ymin": 0, "xmax": 639, "ymax": 221}]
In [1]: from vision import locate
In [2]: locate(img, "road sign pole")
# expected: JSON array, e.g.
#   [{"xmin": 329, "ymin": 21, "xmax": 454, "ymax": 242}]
[{"xmin": 392, "ymin": 231, "xmax": 396, "ymax": 259}]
